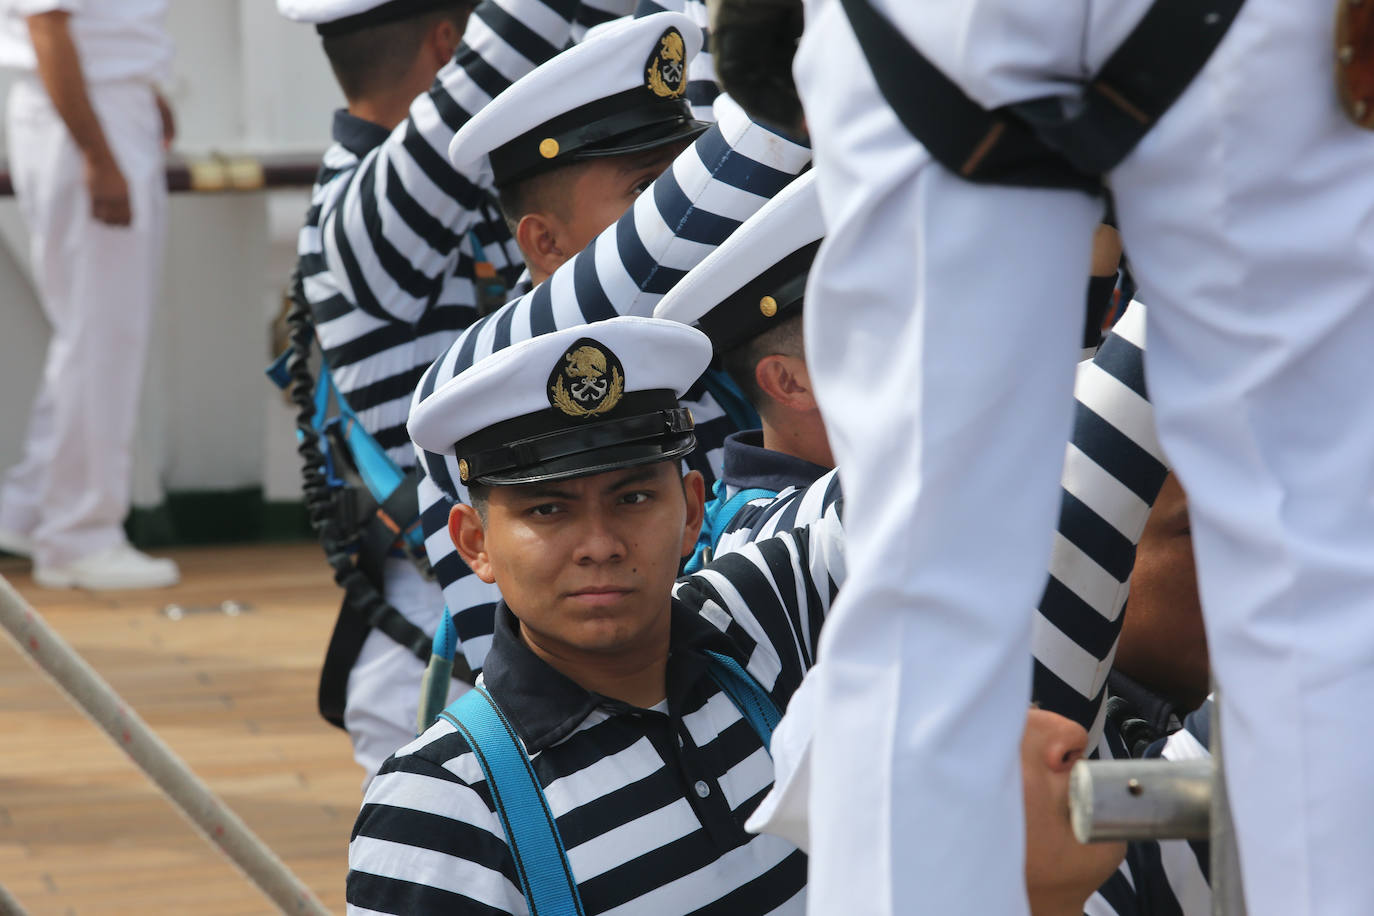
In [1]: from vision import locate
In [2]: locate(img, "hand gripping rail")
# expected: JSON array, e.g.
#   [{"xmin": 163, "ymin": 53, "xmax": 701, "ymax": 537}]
[
  {"xmin": 0, "ymin": 575, "xmax": 330, "ymax": 916},
  {"xmin": 1069, "ymin": 685, "xmax": 1247, "ymax": 916}
]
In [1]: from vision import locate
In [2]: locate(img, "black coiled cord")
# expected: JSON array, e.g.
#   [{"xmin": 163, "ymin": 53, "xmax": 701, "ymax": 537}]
[{"xmin": 284, "ymin": 270, "xmax": 408, "ymax": 641}]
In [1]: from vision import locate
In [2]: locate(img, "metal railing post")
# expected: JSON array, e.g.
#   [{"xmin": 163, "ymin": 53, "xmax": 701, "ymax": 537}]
[{"xmin": 1211, "ymin": 686, "xmax": 1247, "ymax": 916}]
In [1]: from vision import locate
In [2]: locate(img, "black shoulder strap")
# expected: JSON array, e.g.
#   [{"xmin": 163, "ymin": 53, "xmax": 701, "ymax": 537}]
[
  {"xmin": 837, "ymin": 0, "xmax": 1243, "ymax": 187},
  {"xmin": 836, "ymin": 0, "xmax": 1099, "ymax": 191}
]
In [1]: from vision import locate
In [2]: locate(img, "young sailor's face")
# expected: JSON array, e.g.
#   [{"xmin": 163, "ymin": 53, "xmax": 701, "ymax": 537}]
[
  {"xmin": 464, "ymin": 462, "xmax": 704, "ymax": 660},
  {"xmin": 555, "ymin": 142, "xmax": 690, "ymax": 255}
]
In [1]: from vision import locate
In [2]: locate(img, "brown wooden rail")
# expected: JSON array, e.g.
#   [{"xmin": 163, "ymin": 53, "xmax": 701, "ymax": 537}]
[{"xmin": 0, "ymin": 153, "xmax": 322, "ymax": 196}]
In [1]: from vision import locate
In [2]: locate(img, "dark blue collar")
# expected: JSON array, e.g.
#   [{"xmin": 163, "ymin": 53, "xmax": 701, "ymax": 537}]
[
  {"xmin": 721, "ymin": 429, "xmax": 830, "ymax": 494},
  {"xmin": 480, "ymin": 600, "xmax": 740, "ymax": 753},
  {"xmin": 331, "ymin": 109, "xmax": 391, "ymax": 159}
]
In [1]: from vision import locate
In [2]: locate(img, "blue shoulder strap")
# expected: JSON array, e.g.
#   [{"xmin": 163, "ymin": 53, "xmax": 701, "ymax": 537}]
[
  {"xmin": 441, "ymin": 658, "xmax": 781, "ymax": 916},
  {"xmin": 684, "ymin": 480, "xmax": 779, "ymax": 574},
  {"xmin": 267, "ymin": 348, "xmax": 425, "ymax": 554},
  {"xmin": 702, "ymin": 651, "xmax": 782, "ymax": 747},
  {"xmin": 441, "ymin": 688, "xmax": 585, "ymax": 916}
]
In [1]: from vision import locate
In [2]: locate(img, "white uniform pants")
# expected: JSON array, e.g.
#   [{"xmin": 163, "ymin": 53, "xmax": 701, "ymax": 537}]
[
  {"xmin": 0, "ymin": 78, "xmax": 166, "ymax": 569},
  {"xmin": 796, "ymin": 1, "xmax": 1374, "ymax": 914},
  {"xmin": 344, "ymin": 558, "xmax": 469, "ymax": 789}
]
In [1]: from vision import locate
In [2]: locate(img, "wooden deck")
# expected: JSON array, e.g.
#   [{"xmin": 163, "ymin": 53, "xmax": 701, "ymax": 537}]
[{"xmin": 0, "ymin": 543, "xmax": 364, "ymax": 915}]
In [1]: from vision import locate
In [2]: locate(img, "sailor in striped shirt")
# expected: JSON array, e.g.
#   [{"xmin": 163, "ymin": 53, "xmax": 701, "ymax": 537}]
[
  {"xmin": 349, "ymin": 317, "xmax": 842, "ymax": 914},
  {"xmin": 282, "ymin": 0, "xmax": 614, "ymax": 779},
  {"xmin": 652, "ymin": 172, "xmax": 832, "ymax": 573},
  {"xmin": 408, "ymin": 14, "xmax": 813, "ymax": 675}
]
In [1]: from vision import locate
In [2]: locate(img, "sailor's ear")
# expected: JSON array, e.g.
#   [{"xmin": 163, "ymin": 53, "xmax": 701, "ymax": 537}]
[
  {"xmin": 679, "ymin": 470, "xmax": 706, "ymax": 558},
  {"xmin": 515, "ymin": 211, "xmax": 571, "ymax": 279},
  {"xmin": 450, "ymin": 502, "xmax": 494, "ymax": 584}
]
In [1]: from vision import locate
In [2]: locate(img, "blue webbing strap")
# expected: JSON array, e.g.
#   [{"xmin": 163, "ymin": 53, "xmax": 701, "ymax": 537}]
[
  {"xmin": 684, "ymin": 481, "xmax": 778, "ymax": 574},
  {"xmin": 441, "ymin": 688, "xmax": 584, "ymax": 916},
  {"xmin": 441, "ymin": 656, "xmax": 780, "ymax": 915},
  {"xmin": 703, "ymin": 651, "xmax": 781, "ymax": 749},
  {"xmin": 282, "ymin": 351, "xmax": 425, "ymax": 555}
]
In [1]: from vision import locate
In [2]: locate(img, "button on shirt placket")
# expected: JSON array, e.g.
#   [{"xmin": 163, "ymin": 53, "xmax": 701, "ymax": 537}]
[{"xmin": 661, "ymin": 655, "xmax": 749, "ymax": 849}]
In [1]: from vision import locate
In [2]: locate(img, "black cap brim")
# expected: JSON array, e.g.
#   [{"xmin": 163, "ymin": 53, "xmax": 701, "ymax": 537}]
[{"xmin": 569, "ymin": 118, "xmax": 710, "ymax": 163}]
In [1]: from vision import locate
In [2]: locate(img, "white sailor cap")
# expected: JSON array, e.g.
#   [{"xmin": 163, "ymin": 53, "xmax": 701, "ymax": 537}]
[
  {"xmin": 448, "ymin": 12, "xmax": 708, "ymax": 189},
  {"xmin": 653, "ymin": 171, "xmax": 823, "ymax": 353},
  {"xmin": 278, "ymin": 0, "xmax": 466, "ymax": 36},
  {"xmin": 409, "ymin": 317, "xmax": 712, "ymax": 486}
]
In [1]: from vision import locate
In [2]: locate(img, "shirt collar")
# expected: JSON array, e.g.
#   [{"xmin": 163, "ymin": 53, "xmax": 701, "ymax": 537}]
[
  {"xmin": 481, "ymin": 600, "xmax": 739, "ymax": 753},
  {"xmin": 331, "ymin": 109, "xmax": 391, "ymax": 159},
  {"xmin": 721, "ymin": 429, "xmax": 830, "ymax": 494}
]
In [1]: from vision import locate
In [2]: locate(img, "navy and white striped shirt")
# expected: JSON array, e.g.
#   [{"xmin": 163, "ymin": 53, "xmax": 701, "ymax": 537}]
[
  {"xmin": 297, "ymin": 0, "xmax": 588, "ymax": 469},
  {"xmin": 348, "ymin": 506, "xmax": 845, "ymax": 915},
  {"xmin": 1088, "ymin": 699, "xmax": 1213, "ymax": 916},
  {"xmin": 412, "ymin": 96, "xmax": 814, "ymax": 673},
  {"xmin": 708, "ymin": 302, "xmax": 1166, "ymax": 740}
]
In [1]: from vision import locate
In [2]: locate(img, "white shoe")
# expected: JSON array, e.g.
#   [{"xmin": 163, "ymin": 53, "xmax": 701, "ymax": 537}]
[
  {"xmin": 34, "ymin": 543, "xmax": 180, "ymax": 590},
  {"xmin": 0, "ymin": 528, "xmax": 32, "ymax": 558}
]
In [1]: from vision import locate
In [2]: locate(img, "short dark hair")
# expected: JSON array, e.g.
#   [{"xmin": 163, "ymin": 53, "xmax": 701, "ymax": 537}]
[
  {"xmin": 322, "ymin": 4, "xmax": 471, "ymax": 101},
  {"xmin": 495, "ymin": 164, "xmax": 583, "ymax": 237},
  {"xmin": 719, "ymin": 312, "xmax": 804, "ymax": 417},
  {"xmin": 466, "ymin": 482, "xmax": 490, "ymax": 522}
]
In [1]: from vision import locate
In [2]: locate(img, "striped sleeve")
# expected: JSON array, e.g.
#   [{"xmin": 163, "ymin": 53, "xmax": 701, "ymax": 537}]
[
  {"xmin": 715, "ymin": 469, "xmax": 844, "ymax": 559},
  {"xmin": 321, "ymin": 0, "xmax": 583, "ymax": 327},
  {"xmin": 1082, "ymin": 700, "xmax": 1214, "ymax": 916},
  {"xmin": 347, "ymin": 725, "xmax": 524, "ymax": 915},
  {"xmin": 673, "ymin": 498, "xmax": 845, "ymax": 704},
  {"xmin": 705, "ymin": 301, "xmax": 1167, "ymax": 740},
  {"xmin": 570, "ymin": 0, "xmax": 633, "ymax": 41},
  {"xmin": 1032, "ymin": 301, "xmax": 1170, "ymax": 739}
]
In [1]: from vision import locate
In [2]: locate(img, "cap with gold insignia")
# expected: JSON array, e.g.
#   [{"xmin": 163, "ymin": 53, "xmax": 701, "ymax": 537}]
[
  {"xmin": 653, "ymin": 171, "xmax": 822, "ymax": 353},
  {"xmin": 409, "ymin": 317, "xmax": 712, "ymax": 485},
  {"xmin": 277, "ymin": 0, "xmax": 468, "ymax": 35},
  {"xmin": 448, "ymin": 12, "xmax": 709, "ymax": 190}
]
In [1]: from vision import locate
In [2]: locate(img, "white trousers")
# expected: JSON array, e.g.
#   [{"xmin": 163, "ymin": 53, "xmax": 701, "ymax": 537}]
[
  {"xmin": 796, "ymin": 0, "xmax": 1374, "ymax": 913},
  {"xmin": 0, "ymin": 78, "xmax": 166, "ymax": 569},
  {"xmin": 345, "ymin": 558, "xmax": 469, "ymax": 789}
]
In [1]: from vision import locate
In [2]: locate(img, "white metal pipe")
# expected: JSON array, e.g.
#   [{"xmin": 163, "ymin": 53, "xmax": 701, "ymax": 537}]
[
  {"xmin": 0, "ymin": 574, "xmax": 331, "ymax": 916},
  {"xmin": 1069, "ymin": 758, "xmax": 1212, "ymax": 842}
]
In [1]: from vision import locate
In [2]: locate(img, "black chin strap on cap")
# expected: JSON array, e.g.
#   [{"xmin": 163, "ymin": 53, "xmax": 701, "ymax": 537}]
[
  {"xmin": 461, "ymin": 408, "xmax": 694, "ymax": 483},
  {"xmin": 452, "ymin": 388, "xmax": 694, "ymax": 483}
]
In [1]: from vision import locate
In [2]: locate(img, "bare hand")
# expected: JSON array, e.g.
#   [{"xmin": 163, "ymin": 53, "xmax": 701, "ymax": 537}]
[
  {"xmin": 155, "ymin": 90, "xmax": 175, "ymax": 150},
  {"xmin": 85, "ymin": 155, "xmax": 131, "ymax": 226}
]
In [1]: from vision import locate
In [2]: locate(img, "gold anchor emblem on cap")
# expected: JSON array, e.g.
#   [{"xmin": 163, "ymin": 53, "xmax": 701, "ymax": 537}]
[
  {"xmin": 539, "ymin": 138, "xmax": 559, "ymax": 159},
  {"xmin": 458, "ymin": 458, "xmax": 470, "ymax": 483},
  {"xmin": 759, "ymin": 296, "xmax": 778, "ymax": 318},
  {"xmin": 549, "ymin": 340, "xmax": 625, "ymax": 418},
  {"xmin": 645, "ymin": 28, "xmax": 688, "ymax": 99}
]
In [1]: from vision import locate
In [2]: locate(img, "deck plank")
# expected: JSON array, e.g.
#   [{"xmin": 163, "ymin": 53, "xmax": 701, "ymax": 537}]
[{"xmin": 0, "ymin": 543, "xmax": 366, "ymax": 915}]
